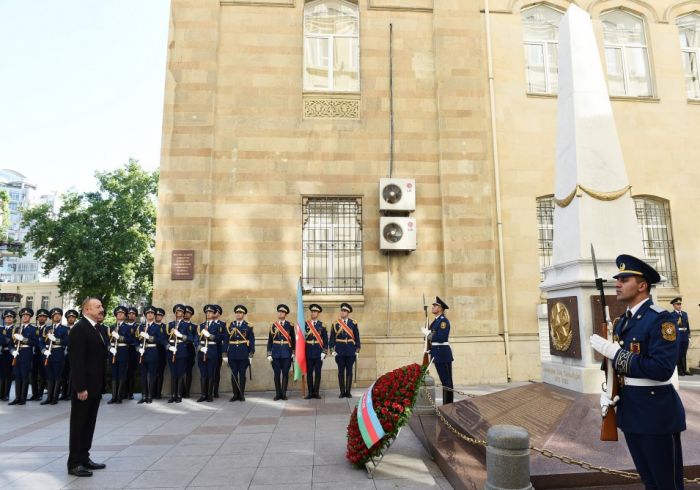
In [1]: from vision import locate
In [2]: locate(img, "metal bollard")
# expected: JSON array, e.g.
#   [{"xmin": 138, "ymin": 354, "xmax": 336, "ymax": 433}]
[
  {"xmin": 484, "ymin": 425, "xmax": 533, "ymax": 490},
  {"xmin": 414, "ymin": 374, "xmax": 435, "ymax": 415}
]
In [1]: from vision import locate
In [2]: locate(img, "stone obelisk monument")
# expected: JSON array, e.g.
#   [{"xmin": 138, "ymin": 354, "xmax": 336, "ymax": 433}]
[{"xmin": 540, "ymin": 5, "xmax": 644, "ymax": 393}]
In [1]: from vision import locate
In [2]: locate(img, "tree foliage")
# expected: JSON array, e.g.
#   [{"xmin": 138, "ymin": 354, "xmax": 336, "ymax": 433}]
[{"xmin": 21, "ymin": 159, "xmax": 158, "ymax": 310}]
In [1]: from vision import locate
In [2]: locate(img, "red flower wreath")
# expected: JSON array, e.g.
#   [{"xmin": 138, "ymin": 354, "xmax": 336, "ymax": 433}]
[{"xmin": 346, "ymin": 363, "xmax": 427, "ymax": 467}]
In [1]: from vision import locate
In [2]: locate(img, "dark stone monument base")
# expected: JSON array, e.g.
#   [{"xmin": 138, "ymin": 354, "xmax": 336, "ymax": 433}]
[{"xmin": 411, "ymin": 383, "xmax": 700, "ymax": 489}]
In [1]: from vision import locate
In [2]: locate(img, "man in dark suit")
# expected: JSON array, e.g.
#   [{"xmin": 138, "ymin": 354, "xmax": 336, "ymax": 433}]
[
  {"xmin": 67, "ymin": 298, "xmax": 108, "ymax": 477},
  {"xmin": 671, "ymin": 297, "xmax": 692, "ymax": 375}
]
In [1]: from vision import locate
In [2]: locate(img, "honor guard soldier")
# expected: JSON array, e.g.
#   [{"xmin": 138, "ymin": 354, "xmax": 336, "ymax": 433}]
[
  {"xmin": 182, "ymin": 305, "xmax": 197, "ymax": 398},
  {"xmin": 166, "ymin": 304, "xmax": 194, "ymax": 403},
  {"xmin": 154, "ymin": 307, "xmax": 167, "ymax": 399},
  {"xmin": 212, "ymin": 305, "xmax": 225, "ymax": 398},
  {"xmin": 267, "ymin": 304, "xmax": 294, "ymax": 401},
  {"xmin": 38, "ymin": 308, "xmax": 69, "ymax": 405},
  {"xmin": 225, "ymin": 304, "xmax": 254, "ymax": 402},
  {"xmin": 135, "ymin": 306, "xmax": 164, "ymax": 404},
  {"xmin": 58, "ymin": 309, "xmax": 79, "ymax": 401},
  {"xmin": 125, "ymin": 307, "xmax": 139, "ymax": 400},
  {"xmin": 304, "ymin": 304, "xmax": 328, "ymax": 400},
  {"xmin": 107, "ymin": 306, "xmax": 135, "ymax": 404},
  {"xmin": 197, "ymin": 305, "xmax": 222, "ymax": 402},
  {"xmin": 31, "ymin": 308, "xmax": 50, "ymax": 401},
  {"xmin": 671, "ymin": 297, "xmax": 692, "ymax": 376},
  {"xmin": 9, "ymin": 308, "xmax": 38, "ymax": 405},
  {"xmin": 590, "ymin": 255, "xmax": 686, "ymax": 489},
  {"xmin": 0, "ymin": 310, "xmax": 16, "ymax": 401},
  {"xmin": 329, "ymin": 303, "xmax": 360, "ymax": 398},
  {"xmin": 424, "ymin": 297, "xmax": 454, "ymax": 405}
]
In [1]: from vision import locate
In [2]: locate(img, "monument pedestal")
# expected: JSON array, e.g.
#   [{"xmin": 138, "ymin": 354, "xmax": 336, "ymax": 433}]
[{"xmin": 541, "ymin": 361, "xmax": 603, "ymax": 394}]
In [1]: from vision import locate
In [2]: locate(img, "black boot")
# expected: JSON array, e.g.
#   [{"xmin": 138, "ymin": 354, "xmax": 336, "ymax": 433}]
[
  {"xmin": 338, "ymin": 374, "xmax": 345, "ymax": 398},
  {"xmin": 168, "ymin": 376, "xmax": 177, "ymax": 403},
  {"xmin": 20, "ymin": 379, "xmax": 30, "ymax": 404},
  {"xmin": 175, "ymin": 377, "xmax": 183, "ymax": 403},
  {"xmin": 229, "ymin": 375, "xmax": 239, "ymax": 402},
  {"xmin": 313, "ymin": 375, "xmax": 321, "ymax": 399},
  {"xmin": 197, "ymin": 378, "xmax": 208, "ymax": 403},
  {"xmin": 239, "ymin": 376, "xmax": 246, "ymax": 402},
  {"xmin": 107, "ymin": 380, "xmax": 118, "ymax": 404},
  {"xmin": 273, "ymin": 376, "xmax": 282, "ymax": 401},
  {"xmin": 147, "ymin": 375, "xmax": 156, "ymax": 403},
  {"xmin": 0, "ymin": 379, "xmax": 5, "ymax": 402},
  {"xmin": 443, "ymin": 387, "xmax": 454, "ymax": 405},
  {"xmin": 138, "ymin": 374, "xmax": 148, "ymax": 404},
  {"xmin": 2, "ymin": 377, "xmax": 11, "ymax": 401},
  {"xmin": 184, "ymin": 370, "xmax": 192, "ymax": 398},
  {"xmin": 59, "ymin": 379, "xmax": 70, "ymax": 400},
  {"xmin": 206, "ymin": 377, "xmax": 214, "ymax": 402},
  {"xmin": 30, "ymin": 379, "xmax": 43, "ymax": 401},
  {"xmin": 8, "ymin": 380, "xmax": 21, "ymax": 405},
  {"xmin": 281, "ymin": 376, "xmax": 288, "ymax": 401},
  {"xmin": 40, "ymin": 380, "xmax": 55, "ymax": 405},
  {"xmin": 304, "ymin": 374, "xmax": 314, "ymax": 399},
  {"xmin": 51, "ymin": 380, "xmax": 61, "ymax": 405},
  {"xmin": 345, "ymin": 372, "xmax": 353, "ymax": 398}
]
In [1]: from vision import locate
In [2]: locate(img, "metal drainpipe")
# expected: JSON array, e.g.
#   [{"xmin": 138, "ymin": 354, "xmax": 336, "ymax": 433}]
[{"xmin": 485, "ymin": 0, "xmax": 512, "ymax": 381}]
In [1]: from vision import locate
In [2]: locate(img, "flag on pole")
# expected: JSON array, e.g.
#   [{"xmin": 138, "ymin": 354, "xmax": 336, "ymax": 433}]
[
  {"xmin": 293, "ymin": 278, "xmax": 307, "ymax": 381},
  {"xmin": 357, "ymin": 382, "xmax": 386, "ymax": 448}
]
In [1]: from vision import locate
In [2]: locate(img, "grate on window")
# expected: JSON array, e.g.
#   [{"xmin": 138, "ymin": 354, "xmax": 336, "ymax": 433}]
[
  {"xmin": 536, "ymin": 196, "xmax": 554, "ymax": 281},
  {"xmin": 634, "ymin": 197, "xmax": 678, "ymax": 287}
]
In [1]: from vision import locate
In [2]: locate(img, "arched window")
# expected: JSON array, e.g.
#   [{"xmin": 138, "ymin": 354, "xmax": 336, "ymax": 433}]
[
  {"xmin": 633, "ymin": 196, "xmax": 678, "ymax": 286},
  {"xmin": 601, "ymin": 10, "xmax": 653, "ymax": 97},
  {"xmin": 522, "ymin": 5, "xmax": 563, "ymax": 94},
  {"xmin": 303, "ymin": 0, "xmax": 360, "ymax": 92},
  {"xmin": 535, "ymin": 195, "xmax": 554, "ymax": 281},
  {"xmin": 678, "ymin": 13, "xmax": 700, "ymax": 100}
]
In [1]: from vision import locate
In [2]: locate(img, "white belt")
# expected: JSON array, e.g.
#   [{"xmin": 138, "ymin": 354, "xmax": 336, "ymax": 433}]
[
  {"xmin": 431, "ymin": 342, "xmax": 450, "ymax": 346},
  {"xmin": 679, "ymin": 328, "xmax": 687, "ymax": 331},
  {"xmin": 624, "ymin": 377, "xmax": 672, "ymax": 387}
]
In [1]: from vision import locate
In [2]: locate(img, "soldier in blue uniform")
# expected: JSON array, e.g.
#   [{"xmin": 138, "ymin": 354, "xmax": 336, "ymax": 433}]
[
  {"xmin": 166, "ymin": 304, "xmax": 194, "ymax": 403},
  {"xmin": 154, "ymin": 307, "xmax": 167, "ymax": 399},
  {"xmin": 9, "ymin": 308, "xmax": 38, "ymax": 405},
  {"xmin": 125, "ymin": 307, "xmax": 139, "ymax": 400},
  {"xmin": 590, "ymin": 254, "xmax": 686, "ymax": 489},
  {"xmin": 225, "ymin": 304, "xmax": 254, "ymax": 402},
  {"xmin": 107, "ymin": 306, "xmax": 135, "ymax": 404},
  {"xmin": 267, "ymin": 304, "xmax": 294, "ymax": 401},
  {"xmin": 30, "ymin": 308, "xmax": 50, "ymax": 401},
  {"xmin": 135, "ymin": 306, "xmax": 164, "ymax": 404},
  {"xmin": 424, "ymin": 297, "xmax": 454, "ymax": 405},
  {"xmin": 58, "ymin": 309, "xmax": 79, "ymax": 401},
  {"xmin": 304, "ymin": 304, "xmax": 328, "ymax": 400},
  {"xmin": 38, "ymin": 308, "xmax": 69, "ymax": 405},
  {"xmin": 182, "ymin": 305, "xmax": 196, "ymax": 398},
  {"xmin": 329, "ymin": 303, "xmax": 360, "ymax": 398},
  {"xmin": 197, "ymin": 304, "xmax": 222, "ymax": 402},
  {"xmin": 0, "ymin": 310, "xmax": 16, "ymax": 401},
  {"xmin": 212, "ymin": 305, "xmax": 226, "ymax": 398},
  {"xmin": 671, "ymin": 297, "xmax": 692, "ymax": 376}
]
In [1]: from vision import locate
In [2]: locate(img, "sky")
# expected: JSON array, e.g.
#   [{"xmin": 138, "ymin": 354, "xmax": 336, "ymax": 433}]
[{"xmin": 0, "ymin": 0, "xmax": 171, "ymax": 194}]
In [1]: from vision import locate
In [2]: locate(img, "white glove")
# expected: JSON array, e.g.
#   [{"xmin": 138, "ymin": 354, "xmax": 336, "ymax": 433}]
[
  {"xmin": 421, "ymin": 327, "xmax": 430, "ymax": 337},
  {"xmin": 48, "ymin": 333, "xmax": 57, "ymax": 342},
  {"xmin": 174, "ymin": 330, "xmax": 183, "ymax": 338},
  {"xmin": 138, "ymin": 347, "xmax": 145, "ymax": 355},
  {"xmin": 321, "ymin": 352, "xmax": 326, "ymax": 360},
  {"xmin": 11, "ymin": 350, "xmax": 18, "ymax": 358},
  {"xmin": 169, "ymin": 346, "xmax": 177, "ymax": 353},
  {"xmin": 13, "ymin": 333, "xmax": 24, "ymax": 341},
  {"xmin": 202, "ymin": 330, "xmax": 211, "ymax": 338},
  {"xmin": 590, "ymin": 334, "xmax": 621, "ymax": 360},
  {"xmin": 139, "ymin": 331, "xmax": 149, "ymax": 340},
  {"xmin": 43, "ymin": 349, "xmax": 51, "ymax": 357},
  {"xmin": 267, "ymin": 355, "xmax": 272, "ymax": 363},
  {"xmin": 111, "ymin": 331, "xmax": 120, "ymax": 340},
  {"xmin": 200, "ymin": 346, "xmax": 208, "ymax": 354},
  {"xmin": 355, "ymin": 351, "xmax": 359, "ymax": 358},
  {"xmin": 332, "ymin": 351, "xmax": 337, "ymax": 357},
  {"xmin": 109, "ymin": 347, "xmax": 117, "ymax": 355},
  {"xmin": 600, "ymin": 392, "xmax": 620, "ymax": 417}
]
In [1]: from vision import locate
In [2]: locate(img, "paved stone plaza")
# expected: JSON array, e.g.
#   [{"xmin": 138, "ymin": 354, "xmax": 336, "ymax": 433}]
[{"xmin": 0, "ymin": 387, "xmax": 453, "ymax": 490}]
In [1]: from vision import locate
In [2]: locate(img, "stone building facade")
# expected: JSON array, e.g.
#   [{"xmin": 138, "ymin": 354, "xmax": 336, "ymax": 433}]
[{"xmin": 154, "ymin": 0, "xmax": 700, "ymax": 389}]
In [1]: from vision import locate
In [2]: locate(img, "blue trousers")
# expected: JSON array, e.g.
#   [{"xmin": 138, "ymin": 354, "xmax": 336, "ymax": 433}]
[
  {"xmin": 197, "ymin": 348, "xmax": 218, "ymax": 379},
  {"xmin": 13, "ymin": 348, "xmax": 33, "ymax": 382},
  {"xmin": 228, "ymin": 358, "xmax": 249, "ymax": 380},
  {"xmin": 45, "ymin": 353, "xmax": 66, "ymax": 381},
  {"xmin": 272, "ymin": 358, "xmax": 291, "ymax": 386},
  {"xmin": 306, "ymin": 357, "xmax": 322, "ymax": 393},
  {"xmin": 624, "ymin": 432, "xmax": 684, "ymax": 489},
  {"xmin": 110, "ymin": 352, "xmax": 129, "ymax": 381},
  {"xmin": 167, "ymin": 351, "xmax": 187, "ymax": 378}
]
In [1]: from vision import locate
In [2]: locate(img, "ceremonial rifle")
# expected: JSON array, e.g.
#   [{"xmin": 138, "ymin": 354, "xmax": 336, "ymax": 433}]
[
  {"xmin": 12, "ymin": 325, "xmax": 21, "ymax": 367},
  {"xmin": 422, "ymin": 294, "xmax": 431, "ymax": 367},
  {"xmin": 110, "ymin": 324, "xmax": 118, "ymax": 364},
  {"xmin": 591, "ymin": 244, "xmax": 619, "ymax": 442},
  {"xmin": 44, "ymin": 325, "xmax": 53, "ymax": 367}
]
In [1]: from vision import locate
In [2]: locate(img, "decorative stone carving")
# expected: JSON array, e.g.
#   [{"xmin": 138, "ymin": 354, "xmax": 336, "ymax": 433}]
[{"xmin": 303, "ymin": 95, "xmax": 360, "ymax": 119}]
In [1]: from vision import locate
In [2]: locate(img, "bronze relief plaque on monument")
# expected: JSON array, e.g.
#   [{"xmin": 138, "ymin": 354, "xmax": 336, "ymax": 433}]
[
  {"xmin": 590, "ymin": 294, "xmax": 626, "ymax": 362},
  {"xmin": 171, "ymin": 249, "xmax": 195, "ymax": 280},
  {"xmin": 547, "ymin": 296, "xmax": 580, "ymax": 359}
]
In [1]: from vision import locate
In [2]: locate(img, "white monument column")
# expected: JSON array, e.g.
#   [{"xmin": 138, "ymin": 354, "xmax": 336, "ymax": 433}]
[{"xmin": 540, "ymin": 5, "xmax": 644, "ymax": 393}]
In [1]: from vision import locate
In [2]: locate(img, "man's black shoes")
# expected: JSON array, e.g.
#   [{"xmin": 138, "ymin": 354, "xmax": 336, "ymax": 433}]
[
  {"xmin": 84, "ymin": 459, "xmax": 106, "ymax": 470},
  {"xmin": 68, "ymin": 465, "xmax": 93, "ymax": 477}
]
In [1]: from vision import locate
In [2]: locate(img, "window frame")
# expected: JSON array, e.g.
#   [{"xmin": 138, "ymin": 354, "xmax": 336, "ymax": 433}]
[
  {"xmin": 678, "ymin": 13, "xmax": 700, "ymax": 100},
  {"xmin": 633, "ymin": 195, "xmax": 679, "ymax": 287},
  {"xmin": 535, "ymin": 195, "xmax": 554, "ymax": 281},
  {"xmin": 521, "ymin": 5, "xmax": 564, "ymax": 95}
]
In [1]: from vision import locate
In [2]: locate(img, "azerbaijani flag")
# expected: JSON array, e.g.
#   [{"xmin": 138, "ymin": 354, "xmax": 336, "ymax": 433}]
[
  {"xmin": 293, "ymin": 278, "xmax": 307, "ymax": 381},
  {"xmin": 357, "ymin": 382, "xmax": 386, "ymax": 448}
]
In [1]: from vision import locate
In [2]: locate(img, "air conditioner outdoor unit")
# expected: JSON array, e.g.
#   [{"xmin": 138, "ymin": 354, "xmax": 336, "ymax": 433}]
[
  {"xmin": 379, "ymin": 216, "xmax": 416, "ymax": 252},
  {"xmin": 379, "ymin": 178, "xmax": 415, "ymax": 213}
]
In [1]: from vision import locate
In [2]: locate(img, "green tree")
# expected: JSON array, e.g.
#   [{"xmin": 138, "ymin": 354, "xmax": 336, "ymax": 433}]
[{"xmin": 21, "ymin": 159, "xmax": 158, "ymax": 310}]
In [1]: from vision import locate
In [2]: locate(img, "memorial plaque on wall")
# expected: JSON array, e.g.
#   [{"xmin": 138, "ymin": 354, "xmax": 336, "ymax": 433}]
[
  {"xmin": 547, "ymin": 296, "xmax": 581, "ymax": 359},
  {"xmin": 590, "ymin": 295, "xmax": 626, "ymax": 362},
  {"xmin": 171, "ymin": 250, "xmax": 194, "ymax": 280}
]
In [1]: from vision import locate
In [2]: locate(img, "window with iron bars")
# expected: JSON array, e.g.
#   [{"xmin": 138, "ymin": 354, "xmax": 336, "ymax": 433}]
[
  {"xmin": 536, "ymin": 196, "xmax": 554, "ymax": 281},
  {"xmin": 634, "ymin": 196, "xmax": 678, "ymax": 287},
  {"xmin": 302, "ymin": 196, "xmax": 363, "ymax": 294}
]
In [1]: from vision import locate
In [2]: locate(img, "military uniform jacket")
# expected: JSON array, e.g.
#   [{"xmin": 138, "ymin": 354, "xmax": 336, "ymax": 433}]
[
  {"xmin": 0, "ymin": 325, "xmax": 12, "ymax": 350},
  {"xmin": 673, "ymin": 310, "xmax": 691, "ymax": 342},
  {"xmin": 165, "ymin": 320, "xmax": 194, "ymax": 358},
  {"xmin": 304, "ymin": 320, "xmax": 328, "ymax": 359},
  {"xmin": 108, "ymin": 322, "xmax": 135, "ymax": 361},
  {"xmin": 197, "ymin": 321, "xmax": 222, "ymax": 355},
  {"xmin": 13, "ymin": 324, "xmax": 38, "ymax": 352},
  {"xmin": 267, "ymin": 320, "xmax": 294, "ymax": 359},
  {"xmin": 135, "ymin": 323, "xmax": 165, "ymax": 362},
  {"xmin": 214, "ymin": 320, "xmax": 226, "ymax": 357},
  {"xmin": 225, "ymin": 321, "xmax": 255, "ymax": 360},
  {"xmin": 612, "ymin": 299, "xmax": 686, "ymax": 434},
  {"xmin": 329, "ymin": 318, "xmax": 360, "ymax": 356},
  {"xmin": 429, "ymin": 315, "xmax": 454, "ymax": 363},
  {"xmin": 39, "ymin": 324, "xmax": 70, "ymax": 360}
]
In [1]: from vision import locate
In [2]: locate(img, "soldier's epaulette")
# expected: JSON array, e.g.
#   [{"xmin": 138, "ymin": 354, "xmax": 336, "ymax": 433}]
[{"xmin": 649, "ymin": 305, "xmax": 665, "ymax": 314}]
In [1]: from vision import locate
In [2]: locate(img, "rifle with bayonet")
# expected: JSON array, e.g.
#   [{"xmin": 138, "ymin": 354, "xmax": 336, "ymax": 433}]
[
  {"xmin": 591, "ymin": 244, "xmax": 619, "ymax": 442},
  {"xmin": 422, "ymin": 294, "xmax": 431, "ymax": 367}
]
